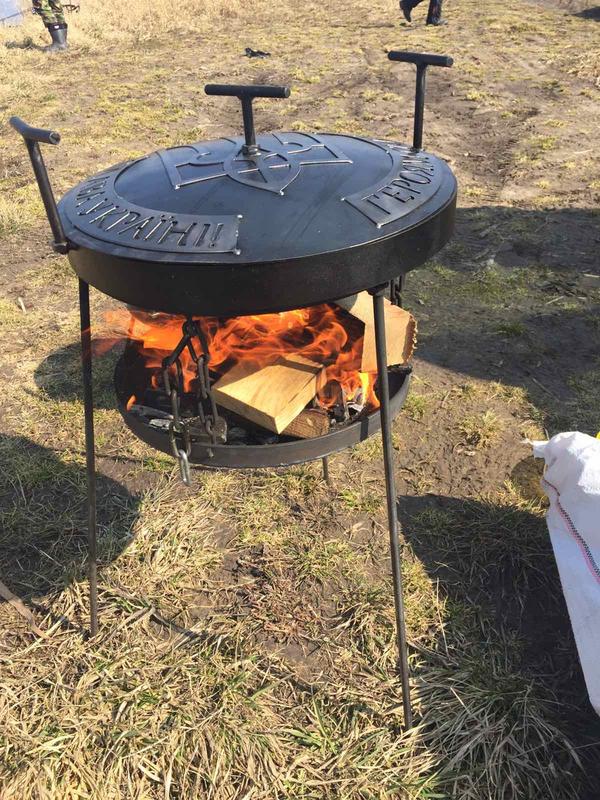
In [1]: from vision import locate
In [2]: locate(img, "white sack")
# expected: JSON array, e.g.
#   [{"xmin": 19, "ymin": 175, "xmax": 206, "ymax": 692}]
[{"xmin": 534, "ymin": 431, "xmax": 600, "ymax": 715}]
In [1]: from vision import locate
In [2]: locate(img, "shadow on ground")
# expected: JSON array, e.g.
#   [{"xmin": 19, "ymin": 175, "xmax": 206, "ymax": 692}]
[
  {"xmin": 531, "ymin": 0, "xmax": 600, "ymax": 17},
  {"xmin": 398, "ymin": 490, "xmax": 600, "ymax": 797},
  {"xmin": 408, "ymin": 205, "xmax": 600, "ymax": 432},
  {"xmin": 398, "ymin": 491, "xmax": 573, "ymax": 666},
  {"xmin": 575, "ymin": 4, "xmax": 600, "ymax": 17},
  {"xmin": 0, "ymin": 433, "xmax": 139, "ymax": 606},
  {"xmin": 34, "ymin": 340, "xmax": 121, "ymax": 410}
]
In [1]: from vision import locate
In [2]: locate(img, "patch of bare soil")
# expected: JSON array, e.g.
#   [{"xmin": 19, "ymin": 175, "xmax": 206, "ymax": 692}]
[{"xmin": 533, "ymin": 0, "xmax": 599, "ymax": 14}]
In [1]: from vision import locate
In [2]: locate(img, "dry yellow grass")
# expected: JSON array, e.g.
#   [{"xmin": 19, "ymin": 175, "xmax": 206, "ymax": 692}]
[{"xmin": 1, "ymin": 0, "xmax": 262, "ymax": 49}]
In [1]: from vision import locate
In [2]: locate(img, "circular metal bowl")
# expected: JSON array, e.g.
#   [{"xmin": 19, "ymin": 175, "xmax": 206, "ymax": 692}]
[{"xmin": 115, "ymin": 356, "xmax": 411, "ymax": 469}]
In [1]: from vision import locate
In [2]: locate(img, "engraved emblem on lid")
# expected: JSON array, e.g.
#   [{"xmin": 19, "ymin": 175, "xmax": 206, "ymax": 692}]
[{"xmin": 156, "ymin": 133, "xmax": 353, "ymax": 195}]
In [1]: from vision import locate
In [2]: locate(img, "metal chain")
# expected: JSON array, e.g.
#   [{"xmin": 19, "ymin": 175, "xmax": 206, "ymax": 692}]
[
  {"xmin": 389, "ymin": 276, "xmax": 404, "ymax": 307},
  {"xmin": 162, "ymin": 318, "xmax": 227, "ymax": 485}
]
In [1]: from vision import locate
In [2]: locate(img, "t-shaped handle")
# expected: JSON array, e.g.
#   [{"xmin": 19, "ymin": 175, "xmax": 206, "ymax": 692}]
[
  {"xmin": 9, "ymin": 116, "xmax": 70, "ymax": 253},
  {"xmin": 388, "ymin": 51, "xmax": 453, "ymax": 150},
  {"xmin": 204, "ymin": 84, "xmax": 291, "ymax": 157}
]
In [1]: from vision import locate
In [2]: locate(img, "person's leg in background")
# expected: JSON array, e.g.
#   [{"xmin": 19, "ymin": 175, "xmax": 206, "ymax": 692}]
[
  {"xmin": 399, "ymin": 0, "xmax": 424, "ymax": 22},
  {"xmin": 426, "ymin": 0, "xmax": 444, "ymax": 25},
  {"xmin": 33, "ymin": 0, "xmax": 68, "ymax": 52},
  {"xmin": 399, "ymin": 0, "xmax": 445, "ymax": 24}
]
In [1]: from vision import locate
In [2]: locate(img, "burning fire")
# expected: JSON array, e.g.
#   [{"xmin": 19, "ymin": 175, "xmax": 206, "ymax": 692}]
[{"xmin": 102, "ymin": 305, "xmax": 379, "ymax": 411}]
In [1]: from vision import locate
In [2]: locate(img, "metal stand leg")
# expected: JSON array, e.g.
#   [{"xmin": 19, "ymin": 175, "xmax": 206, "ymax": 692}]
[
  {"xmin": 371, "ymin": 286, "xmax": 413, "ymax": 729},
  {"xmin": 79, "ymin": 279, "xmax": 98, "ymax": 637},
  {"xmin": 322, "ymin": 456, "xmax": 332, "ymax": 487}
]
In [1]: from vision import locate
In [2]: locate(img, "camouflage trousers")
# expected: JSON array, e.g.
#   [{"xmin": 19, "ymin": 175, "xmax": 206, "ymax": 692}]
[{"xmin": 32, "ymin": 0, "xmax": 65, "ymax": 26}]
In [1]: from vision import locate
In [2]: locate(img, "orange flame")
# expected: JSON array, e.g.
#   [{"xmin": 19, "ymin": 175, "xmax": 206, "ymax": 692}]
[{"xmin": 103, "ymin": 305, "xmax": 379, "ymax": 411}]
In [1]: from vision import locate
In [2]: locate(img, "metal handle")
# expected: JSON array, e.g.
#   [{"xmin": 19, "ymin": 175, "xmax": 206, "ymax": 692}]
[
  {"xmin": 387, "ymin": 51, "xmax": 453, "ymax": 150},
  {"xmin": 204, "ymin": 83, "xmax": 291, "ymax": 157},
  {"xmin": 9, "ymin": 116, "xmax": 61, "ymax": 145},
  {"xmin": 205, "ymin": 84, "xmax": 290, "ymax": 99},
  {"xmin": 9, "ymin": 116, "xmax": 70, "ymax": 253},
  {"xmin": 388, "ymin": 51, "xmax": 453, "ymax": 68}
]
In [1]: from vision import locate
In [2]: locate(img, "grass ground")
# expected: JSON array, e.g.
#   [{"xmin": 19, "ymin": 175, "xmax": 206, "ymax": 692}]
[{"xmin": 1, "ymin": 0, "xmax": 600, "ymax": 796}]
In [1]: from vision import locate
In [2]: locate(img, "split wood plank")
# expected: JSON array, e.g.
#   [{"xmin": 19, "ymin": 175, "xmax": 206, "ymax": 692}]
[
  {"xmin": 212, "ymin": 355, "xmax": 325, "ymax": 434},
  {"xmin": 282, "ymin": 408, "xmax": 330, "ymax": 439},
  {"xmin": 336, "ymin": 291, "xmax": 416, "ymax": 372}
]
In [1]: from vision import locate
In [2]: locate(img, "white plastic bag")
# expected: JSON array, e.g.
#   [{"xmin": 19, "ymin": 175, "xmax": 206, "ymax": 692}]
[{"xmin": 534, "ymin": 432, "xmax": 600, "ymax": 715}]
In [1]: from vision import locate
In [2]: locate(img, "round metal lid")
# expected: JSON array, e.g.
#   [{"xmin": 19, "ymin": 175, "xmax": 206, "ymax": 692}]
[
  {"xmin": 55, "ymin": 82, "xmax": 457, "ymax": 315},
  {"xmin": 59, "ymin": 131, "xmax": 455, "ymax": 265}
]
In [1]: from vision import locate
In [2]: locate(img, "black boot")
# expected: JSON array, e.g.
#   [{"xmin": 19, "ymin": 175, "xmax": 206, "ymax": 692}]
[
  {"xmin": 45, "ymin": 22, "xmax": 68, "ymax": 52},
  {"xmin": 399, "ymin": 0, "xmax": 414, "ymax": 21}
]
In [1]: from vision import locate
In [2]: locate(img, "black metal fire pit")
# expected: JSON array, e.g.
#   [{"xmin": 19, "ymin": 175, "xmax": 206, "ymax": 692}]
[{"xmin": 11, "ymin": 49, "xmax": 456, "ymax": 730}]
